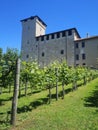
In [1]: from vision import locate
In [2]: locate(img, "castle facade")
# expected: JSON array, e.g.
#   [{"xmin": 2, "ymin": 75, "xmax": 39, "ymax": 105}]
[{"xmin": 21, "ymin": 16, "xmax": 98, "ymax": 68}]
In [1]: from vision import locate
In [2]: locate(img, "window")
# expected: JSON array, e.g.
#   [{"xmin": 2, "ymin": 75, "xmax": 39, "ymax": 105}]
[
  {"xmin": 68, "ymin": 30, "xmax": 72, "ymax": 36},
  {"xmin": 76, "ymin": 54, "xmax": 79, "ymax": 60},
  {"xmin": 36, "ymin": 45, "xmax": 38, "ymax": 47},
  {"xmin": 42, "ymin": 52, "xmax": 45, "ymax": 57},
  {"xmin": 62, "ymin": 31, "xmax": 66, "ymax": 37},
  {"xmin": 57, "ymin": 33, "xmax": 60, "ymax": 38},
  {"xmin": 28, "ymin": 26, "xmax": 30, "ymax": 30},
  {"xmin": 27, "ymin": 40, "xmax": 29, "ymax": 44},
  {"xmin": 61, "ymin": 50, "xmax": 64, "ymax": 54},
  {"xmin": 83, "ymin": 63, "xmax": 86, "ymax": 65},
  {"xmin": 82, "ymin": 54, "xmax": 86, "ymax": 59},
  {"xmin": 46, "ymin": 35, "xmax": 49, "ymax": 40},
  {"xmin": 82, "ymin": 42, "xmax": 85, "ymax": 47},
  {"xmin": 75, "ymin": 43, "xmax": 79, "ymax": 48},
  {"xmin": 51, "ymin": 34, "xmax": 54, "ymax": 39},
  {"xmin": 26, "ymin": 54, "xmax": 29, "ymax": 58},
  {"xmin": 36, "ymin": 37, "xmax": 39, "ymax": 41},
  {"xmin": 41, "ymin": 36, "xmax": 44, "ymax": 41}
]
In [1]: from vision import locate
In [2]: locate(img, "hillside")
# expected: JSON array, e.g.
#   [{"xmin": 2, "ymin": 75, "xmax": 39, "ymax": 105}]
[{"xmin": 0, "ymin": 78, "xmax": 98, "ymax": 130}]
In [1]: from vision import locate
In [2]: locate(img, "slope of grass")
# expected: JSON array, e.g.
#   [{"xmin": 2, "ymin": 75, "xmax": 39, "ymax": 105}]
[{"xmin": 0, "ymin": 79, "xmax": 98, "ymax": 130}]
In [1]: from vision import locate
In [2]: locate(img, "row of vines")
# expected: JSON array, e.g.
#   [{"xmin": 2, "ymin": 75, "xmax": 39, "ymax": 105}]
[
  {"xmin": 0, "ymin": 48, "xmax": 98, "ymax": 99},
  {"xmin": 19, "ymin": 60, "xmax": 98, "ymax": 102}
]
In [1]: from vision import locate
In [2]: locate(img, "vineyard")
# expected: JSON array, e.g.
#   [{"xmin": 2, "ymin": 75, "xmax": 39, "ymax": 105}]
[
  {"xmin": 20, "ymin": 60, "xmax": 98, "ymax": 101},
  {"xmin": 0, "ymin": 48, "xmax": 98, "ymax": 129}
]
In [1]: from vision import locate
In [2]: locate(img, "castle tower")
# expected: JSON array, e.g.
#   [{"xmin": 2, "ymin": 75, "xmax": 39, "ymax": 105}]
[{"xmin": 21, "ymin": 16, "xmax": 47, "ymax": 61}]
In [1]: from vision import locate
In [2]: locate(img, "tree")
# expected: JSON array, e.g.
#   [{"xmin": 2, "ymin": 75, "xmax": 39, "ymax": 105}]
[
  {"xmin": 0, "ymin": 48, "xmax": 19, "ymax": 92},
  {"xmin": 0, "ymin": 48, "xmax": 3, "ymax": 94}
]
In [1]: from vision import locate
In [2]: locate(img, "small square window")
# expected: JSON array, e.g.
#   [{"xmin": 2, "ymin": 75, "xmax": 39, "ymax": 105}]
[
  {"xmin": 26, "ymin": 54, "xmax": 29, "ymax": 58},
  {"xmin": 46, "ymin": 35, "xmax": 49, "ymax": 40},
  {"xmin": 76, "ymin": 54, "xmax": 79, "ymax": 60},
  {"xmin": 61, "ymin": 50, "xmax": 64, "ymax": 54},
  {"xmin": 27, "ymin": 41, "xmax": 29, "ymax": 44},
  {"xmin": 83, "ymin": 63, "xmax": 86, "ymax": 65},
  {"xmin": 68, "ymin": 30, "xmax": 72, "ymax": 36},
  {"xmin": 41, "ymin": 36, "xmax": 44, "ymax": 41},
  {"xmin": 62, "ymin": 31, "xmax": 66, "ymax": 37},
  {"xmin": 82, "ymin": 54, "xmax": 86, "ymax": 59},
  {"xmin": 75, "ymin": 43, "xmax": 78, "ymax": 48},
  {"xmin": 42, "ymin": 52, "xmax": 45, "ymax": 57},
  {"xmin": 36, "ymin": 37, "xmax": 39, "ymax": 41},
  {"xmin": 82, "ymin": 42, "xmax": 85, "ymax": 47},
  {"xmin": 57, "ymin": 33, "xmax": 60, "ymax": 38},
  {"xmin": 51, "ymin": 34, "xmax": 54, "ymax": 39}
]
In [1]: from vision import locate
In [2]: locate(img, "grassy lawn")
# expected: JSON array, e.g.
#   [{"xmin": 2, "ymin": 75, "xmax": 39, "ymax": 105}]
[{"xmin": 0, "ymin": 79, "xmax": 98, "ymax": 130}]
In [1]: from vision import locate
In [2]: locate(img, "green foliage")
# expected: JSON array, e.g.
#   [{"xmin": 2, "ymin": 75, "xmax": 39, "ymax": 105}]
[
  {"xmin": 0, "ymin": 48, "xmax": 19, "ymax": 92},
  {"xmin": 59, "ymin": 61, "xmax": 71, "ymax": 85},
  {"xmin": 19, "ymin": 60, "xmax": 98, "ymax": 95}
]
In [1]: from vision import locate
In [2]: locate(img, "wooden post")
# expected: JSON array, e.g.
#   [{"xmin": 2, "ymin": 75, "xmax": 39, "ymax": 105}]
[
  {"xmin": 11, "ymin": 58, "xmax": 20, "ymax": 126},
  {"xmin": 62, "ymin": 82, "xmax": 65, "ymax": 99},
  {"xmin": 55, "ymin": 68, "xmax": 58, "ymax": 101},
  {"xmin": 49, "ymin": 85, "xmax": 51, "ymax": 104}
]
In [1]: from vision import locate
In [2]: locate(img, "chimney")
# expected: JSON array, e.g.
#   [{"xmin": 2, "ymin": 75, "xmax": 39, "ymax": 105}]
[{"xmin": 86, "ymin": 33, "xmax": 89, "ymax": 38}]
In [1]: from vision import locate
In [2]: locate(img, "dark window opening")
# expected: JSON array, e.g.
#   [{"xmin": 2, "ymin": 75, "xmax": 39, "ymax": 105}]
[
  {"xmin": 82, "ymin": 42, "xmax": 85, "ymax": 47},
  {"xmin": 41, "ymin": 36, "xmax": 44, "ymax": 41},
  {"xmin": 82, "ymin": 54, "xmax": 86, "ymax": 59},
  {"xmin": 83, "ymin": 63, "xmax": 86, "ymax": 65},
  {"xmin": 75, "ymin": 43, "xmax": 79, "ymax": 48},
  {"xmin": 36, "ymin": 45, "xmax": 38, "ymax": 47},
  {"xmin": 61, "ymin": 50, "xmax": 64, "ymax": 54},
  {"xmin": 27, "ymin": 41, "xmax": 29, "ymax": 44},
  {"xmin": 68, "ymin": 30, "xmax": 72, "ymax": 36},
  {"xmin": 51, "ymin": 34, "xmax": 54, "ymax": 39},
  {"xmin": 42, "ymin": 52, "xmax": 45, "ymax": 57},
  {"xmin": 57, "ymin": 33, "xmax": 60, "ymax": 38},
  {"xmin": 36, "ymin": 37, "xmax": 39, "ymax": 41},
  {"xmin": 62, "ymin": 31, "xmax": 66, "ymax": 37},
  {"xmin": 46, "ymin": 35, "xmax": 49, "ymax": 40},
  {"xmin": 76, "ymin": 54, "xmax": 79, "ymax": 60},
  {"xmin": 26, "ymin": 54, "xmax": 29, "ymax": 58}
]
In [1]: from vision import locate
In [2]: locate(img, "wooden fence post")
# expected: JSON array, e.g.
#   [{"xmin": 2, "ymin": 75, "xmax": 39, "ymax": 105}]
[
  {"xmin": 11, "ymin": 58, "xmax": 20, "ymax": 126},
  {"xmin": 55, "ymin": 68, "xmax": 58, "ymax": 101}
]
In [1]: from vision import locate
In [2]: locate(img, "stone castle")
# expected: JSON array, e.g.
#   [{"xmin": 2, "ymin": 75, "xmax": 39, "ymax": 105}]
[{"xmin": 21, "ymin": 15, "xmax": 98, "ymax": 68}]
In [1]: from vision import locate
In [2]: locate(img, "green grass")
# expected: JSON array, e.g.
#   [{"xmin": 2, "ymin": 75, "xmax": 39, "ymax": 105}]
[{"xmin": 0, "ymin": 79, "xmax": 98, "ymax": 130}]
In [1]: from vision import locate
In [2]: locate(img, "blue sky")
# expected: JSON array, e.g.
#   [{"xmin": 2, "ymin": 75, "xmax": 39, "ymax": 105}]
[{"xmin": 0, "ymin": 0, "xmax": 98, "ymax": 52}]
